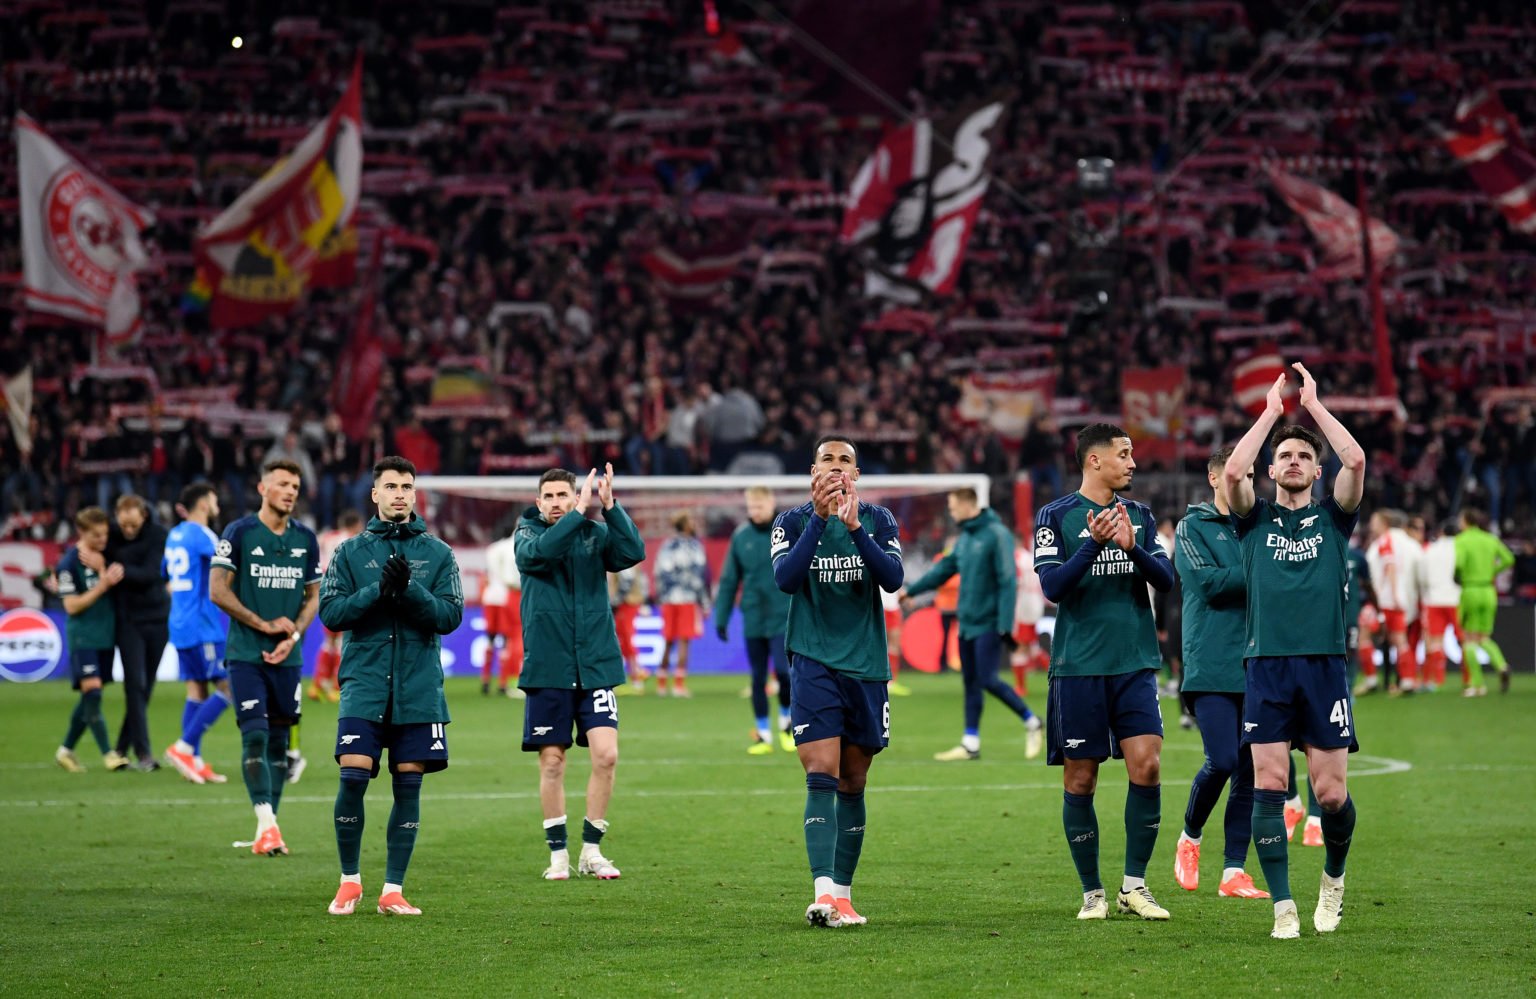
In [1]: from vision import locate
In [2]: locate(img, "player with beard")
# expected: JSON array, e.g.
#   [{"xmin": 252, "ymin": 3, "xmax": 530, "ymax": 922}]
[
  {"xmin": 1032, "ymin": 423, "xmax": 1175, "ymax": 922},
  {"xmin": 211, "ymin": 460, "xmax": 321, "ymax": 857},
  {"xmin": 319, "ymin": 456, "xmax": 463, "ymax": 916},
  {"xmin": 1224, "ymin": 363, "xmax": 1365, "ymax": 939}
]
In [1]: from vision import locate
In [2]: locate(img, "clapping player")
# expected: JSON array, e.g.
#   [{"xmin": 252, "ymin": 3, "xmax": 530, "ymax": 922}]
[
  {"xmin": 1224, "ymin": 363, "xmax": 1365, "ymax": 939},
  {"xmin": 773, "ymin": 436, "xmax": 904, "ymax": 928},
  {"xmin": 516, "ymin": 464, "xmax": 646, "ymax": 880},
  {"xmin": 1033, "ymin": 424, "xmax": 1175, "ymax": 922},
  {"xmin": 319, "ymin": 456, "xmax": 463, "ymax": 916}
]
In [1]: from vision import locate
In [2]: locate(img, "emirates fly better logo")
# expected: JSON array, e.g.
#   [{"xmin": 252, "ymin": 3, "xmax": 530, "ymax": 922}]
[{"xmin": 0, "ymin": 609, "xmax": 64, "ymax": 682}]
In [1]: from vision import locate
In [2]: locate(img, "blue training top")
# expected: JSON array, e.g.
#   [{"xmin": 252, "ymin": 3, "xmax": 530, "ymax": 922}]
[{"xmin": 164, "ymin": 520, "xmax": 228, "ymax": 648}]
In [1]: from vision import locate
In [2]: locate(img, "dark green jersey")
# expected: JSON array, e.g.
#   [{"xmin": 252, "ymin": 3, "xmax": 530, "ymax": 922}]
[
  {"xmin": 771, "ymin": 501, "xmax": 902, "ymax": 682},
  {"xmin": 1233, "ymin": 496, "xmax": 1358, "ymax": 659},
  {"xmin": 213, "ymin": 514, "xmax": 321, "ymax": 666},
  {"xmin": 56, "ymin": 547, "xmax": 115, "ymax": 650},
  {"xmin": 1033, "ymin": 493, "xmax": 1165, "ymax": 677}
]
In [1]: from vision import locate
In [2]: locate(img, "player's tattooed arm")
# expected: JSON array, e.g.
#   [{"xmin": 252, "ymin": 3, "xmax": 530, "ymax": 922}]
[
  {"xmin": 1225, "ymin": 373, "xmax": 1287, "ymax": 516},
  {"xmin": 1293, "ymin": 362, "xmax": 1365, "ymax": 513},
  {"xmin": 210, "ymin": 567, "xmax": 291, "ymax": 636}
]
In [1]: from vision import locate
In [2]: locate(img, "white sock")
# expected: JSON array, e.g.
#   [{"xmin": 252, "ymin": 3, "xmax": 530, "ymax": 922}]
[
  {"xmin": 814, "ymin": 875, "xmax": 835, "ymax": 899},
  {"xmin": 779, "ymin": 711, "xmax": 792, "ymax": 731},
  {"xmin": 1322, "ymin": 871, "xmax": 1344, "ymax": 887},
  {"xmin": 1025, "ymin": 715, "xmax": 1042, "ymax": 731},
  {"xmin": 1121, "ymin": 876, "xmax": 1146, "ymax": 893},
  {"xmin": 1275, "ymin": 899, "xmax": 1296, "ymax": 915},
  {"xmin": 1221, "ymin": 866, "xmax": 1243, "ymax": 883},
  {"xmin": 960, "ymin": 733, "xmax": 980, "ymax": 753},
  {"xmin": 1305, "ymin": 815, "xmax": 1322, "ymax": 829},
  {"xmin": 757, "ymin": 727, "xmax": 772, "ymax": 742},
  {"xmin": 832, "ymin": 882, "xmax": 851, "ymax": 900},
  {"xmin": 542, "ymin": 814, "xmax": 567, "ymax": 829},
  {"xmin": 1286, "ymin": 796, "xmax": 1303, "ymax": 811},
  {"xmin": 1180, "ymin": 832, "xmax": 1200, "ymax": 846},
  {"xmin": 254, "ymin": 802, "xmax": 276, "ymax": 833},
  {"xmin": 287, "ymin": 748, "xmax": 303, "ymax": 759},
  {"xmin": 382, "ymin": 882, "xmax": 403, "ymax": 896},
  {"xmin": 1084, "ymin": 888, "xmax": 1103, "ymax": 901},
  {"xmin": 173, "ymin": 739, "xmax": 194, "ymax": 755},
  {"xmin": 341, "ymin": 873, "xmax": 361, "ymax": 886}
]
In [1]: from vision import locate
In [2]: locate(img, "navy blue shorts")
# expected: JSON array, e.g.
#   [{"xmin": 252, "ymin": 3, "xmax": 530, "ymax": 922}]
[
  {"xmin": 1046, "ymin": 669, "xmax": 1163, "ymax": 766},
  {"xmin": 522, "ymin": 687, "xmax": 619, "ymax": 752},
  {"xmin": 176, "ymin": 642, "xmax": 227, "ymax": 683},
  {"xmin": 1243, "ymin": 655, "xmax": 1359, "ymax": 752},
  {"xmin": 227, "ymin": 660, "xmax": 303, "ymax": 730},
  {"xmin": 70, "ymin": 649, "xmax": 112, "ymax": 691},
  {"xmin": 788, "ymin": 655, "xmax": 889, "ymax": 752},
  {"xmin": 335, "ymin": 716, "xmax": 449, "ymax": 776}
]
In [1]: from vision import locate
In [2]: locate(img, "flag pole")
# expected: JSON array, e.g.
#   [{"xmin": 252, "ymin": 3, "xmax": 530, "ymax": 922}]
[{"xmin": 1354, "ymin": 156, "xmax": 1396, "ymax": 398}]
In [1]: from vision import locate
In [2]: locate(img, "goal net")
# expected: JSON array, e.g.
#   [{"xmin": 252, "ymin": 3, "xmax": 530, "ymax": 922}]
[
  {"xmin": 417, "ymin": 473, "xmax": 1008, "ymax": 678},
  {"xmin": 416, "ymin": 474, "xmax": 995, "ymax": 553}
]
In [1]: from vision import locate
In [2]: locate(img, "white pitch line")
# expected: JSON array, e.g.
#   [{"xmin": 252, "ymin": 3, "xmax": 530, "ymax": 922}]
[{"xmin": 0, "ymin": 754, "xmax": 1415, "ymax": 808}]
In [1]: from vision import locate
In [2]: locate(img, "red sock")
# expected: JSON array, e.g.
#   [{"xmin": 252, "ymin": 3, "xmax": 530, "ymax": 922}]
[
  {"xmin": 316, "ymin": 648, "xmax": 339, "ymax": 685},
  {"xmin": 1425, "ymin": 649, "xmax": 1446, "ymax": 686},
  {"xmin": 1397, "ymin": 644, "xmax": 1419, "ymax": 683},
  {"xmin": 1012, "ymin": 663, "xmax": 1027, "ymax": 696},
  {"xmin": 481, "ymin": 638, "xmax": 500, "ymax": 684}
]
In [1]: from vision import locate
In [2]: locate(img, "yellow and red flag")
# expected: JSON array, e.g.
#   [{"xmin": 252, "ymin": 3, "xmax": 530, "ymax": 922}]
[{"xmin": 193, "ymin": 58, "xmax": 362, "ymax": 328}]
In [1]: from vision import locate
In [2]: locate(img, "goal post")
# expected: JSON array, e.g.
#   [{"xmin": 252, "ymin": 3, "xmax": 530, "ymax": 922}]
[{"xmin": 413, "ymin": 472, "xmax": 1023, "ymax": 678}]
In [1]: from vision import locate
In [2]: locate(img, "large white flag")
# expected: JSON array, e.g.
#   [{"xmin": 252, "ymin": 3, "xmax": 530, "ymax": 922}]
[{"xmin": 16, "ymin": 113, "xmax": 155, "ymax": 342}]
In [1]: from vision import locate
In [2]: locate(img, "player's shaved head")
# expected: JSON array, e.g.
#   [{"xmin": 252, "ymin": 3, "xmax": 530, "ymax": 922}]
[{"xmin": 814, "ymin": 434, "xmax": 858, "ymax": 462}]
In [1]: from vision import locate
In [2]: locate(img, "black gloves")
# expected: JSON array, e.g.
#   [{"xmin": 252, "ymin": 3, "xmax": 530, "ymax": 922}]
[
  {"xmin": 999, "ymin": 631, "xmax": 1018, "ymax": 652},
  {"xmin": 380, "ymin": 553, "xmax": 411, "ymax": 599},
  {"xmin": 716, "ymin": 623, "xmax": 729, "ymax": 643}
]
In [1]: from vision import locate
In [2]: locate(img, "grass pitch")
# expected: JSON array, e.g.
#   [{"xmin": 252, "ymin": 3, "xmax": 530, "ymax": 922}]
[{"xmin": 2, "ymin": 672, "xmax": 1532, "ymax": 997}]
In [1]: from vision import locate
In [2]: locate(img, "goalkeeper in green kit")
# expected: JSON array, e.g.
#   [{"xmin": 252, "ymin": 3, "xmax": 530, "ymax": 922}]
[{"xmin": 1454, "ymin": 508, "xmax": 1516, "ymax": 695}]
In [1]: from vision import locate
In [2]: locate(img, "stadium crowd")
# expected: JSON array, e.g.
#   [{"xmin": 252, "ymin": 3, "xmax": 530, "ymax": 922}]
[{"xmin": 2, "ymin": 0, "xmax": 1534, "ymax": 565}]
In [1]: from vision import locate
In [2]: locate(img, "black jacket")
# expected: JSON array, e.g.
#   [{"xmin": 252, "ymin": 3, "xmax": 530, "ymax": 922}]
[{"xmin": 108, "ymin": 520, "xmax": 170, "ymax": 623}]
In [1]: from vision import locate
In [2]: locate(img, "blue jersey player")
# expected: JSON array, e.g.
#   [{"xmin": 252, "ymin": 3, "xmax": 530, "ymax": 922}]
[
  {"xmin": 1034, "ymin": 423, "xmax": 1175, "ymax": 922},
  {"xmin": 1224, "ymin": 363, "xmax": 1365, "ymax": 940},
  {"xmin": 773, "ymin": 436, "xmax": 904, "ymax": 928},
  {"xmin": 162, "ymin": 483, "xmax": 232, "ymax": 784}
]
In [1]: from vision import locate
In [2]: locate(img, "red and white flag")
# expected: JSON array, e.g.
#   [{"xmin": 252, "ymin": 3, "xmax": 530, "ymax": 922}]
[
  {"xmin": 956, "ymin": 369, "xmax": 1054, "ymax": 440},
  {"xmin": 16, "ymin": 113, "xmax": 155, "ymax": 343},
  {"xmin": 194, "ymin": 57, "xmax": 362, "ymax": 328},
  {"xmin": 1232, "ymin": 351, "xmax": 1297, "ymax": 417},
  {"xmin": 1443, "ymin": 88, "xmax": 1536, "ymax": 234},
  {"xmin": 1265, "ymin": 165, "xmax": 1399, "ymax": 280},
  {"xmin": 638, "ymin": 238, "xmax": 746, "ymax": 302},
  {"xmin": 842, "ymin": 100, "xmax": 1005, "ymax": 301}
]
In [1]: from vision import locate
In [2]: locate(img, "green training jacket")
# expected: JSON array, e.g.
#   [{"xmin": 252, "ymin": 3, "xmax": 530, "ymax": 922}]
[
  {"xmin": 319, "ymin": 514, "xmax": 463, "ymax": 724},
  {"xmin": 905, "ymin": 507, "xmax": 1016, "ymax": 639},
  {"xmin": 1174, "ymin": 502, "xmax": 1246, "ymax": 693},
  {"xmin": 515, "ymin": 502, "xmax": 646, "ymax": 690},
  {"xmin": 713, "ymin": 519, "xmax": 791, "ymax": 639}
]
